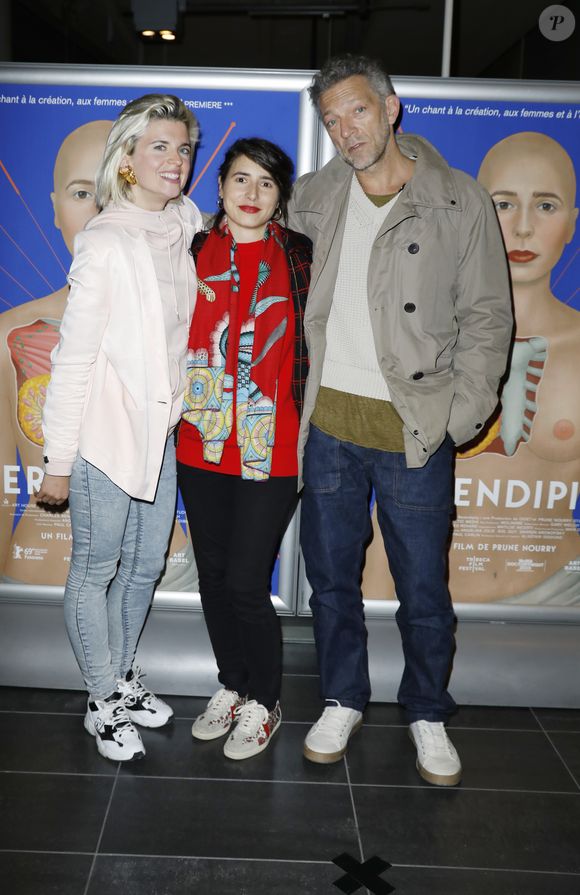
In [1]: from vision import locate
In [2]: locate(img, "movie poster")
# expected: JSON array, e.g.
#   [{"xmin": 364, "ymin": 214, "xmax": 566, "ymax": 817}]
[
  {"xmin": 0, "ymin": 69, "xmax": 311, "ymax": 598},
  {"xmin": 360, "ymin": 87, "xmax": 580, "ymax": 608}
]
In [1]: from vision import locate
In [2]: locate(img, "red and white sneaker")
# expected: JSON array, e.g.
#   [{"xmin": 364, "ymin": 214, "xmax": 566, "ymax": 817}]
[
  {"xmin": 191, "ymin": 688, "xmax": 247, "ymax": 741},
  {"xmin": 223, "ymin": 700, "xmax": 281, "ymax": 760}
]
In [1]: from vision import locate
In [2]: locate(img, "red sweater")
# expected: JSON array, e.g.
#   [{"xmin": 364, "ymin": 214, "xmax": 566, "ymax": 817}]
[{"xmin": 177, "ymin": 239, "xmax": 298, "ymax": 477}]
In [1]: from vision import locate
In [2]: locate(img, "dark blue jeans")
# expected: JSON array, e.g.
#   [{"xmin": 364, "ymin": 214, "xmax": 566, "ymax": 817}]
[{"xmin": 300, "ymin": 425, "xmax": 457, "ymax": 722}]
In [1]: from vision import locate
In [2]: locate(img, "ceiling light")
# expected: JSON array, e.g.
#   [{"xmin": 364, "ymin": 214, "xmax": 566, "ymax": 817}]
[{"xmin": 131, "ymin": 0, "xmax": 180, "ymax": 36}]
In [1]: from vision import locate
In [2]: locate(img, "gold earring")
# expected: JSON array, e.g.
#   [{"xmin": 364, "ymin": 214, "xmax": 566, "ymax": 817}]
[{"xmin": 119, "ymin": 165, "xmax": 137, "ymax": 186}]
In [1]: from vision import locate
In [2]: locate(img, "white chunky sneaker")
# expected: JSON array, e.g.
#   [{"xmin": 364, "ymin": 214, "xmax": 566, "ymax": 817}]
[
  {"xmin": 303, "ymin": 702, "xmax": 363, "ymax": 764},
  {"xmin": 192, "ymin": 688, "xmax": 247, "ymax": 741},
  {"xmin": 116, "ymin": 666, "xmax": 173, "ymax": 729},
  {"xmin": 409, "ymin": 720, "xmax": 462, "ymax": 786},
  {"xmin": 223, "ymin": 700, "xmax": 281, "ymax": 760},
  {"xmin": 84, "ymin": 692, "xmax": 145, "ymax": 762}
]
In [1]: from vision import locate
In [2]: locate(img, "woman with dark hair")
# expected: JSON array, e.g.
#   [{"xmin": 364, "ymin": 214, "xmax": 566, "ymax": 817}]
[{"xmin": 177, "ymin": 137, "xmax": 311, "ymax": 760}]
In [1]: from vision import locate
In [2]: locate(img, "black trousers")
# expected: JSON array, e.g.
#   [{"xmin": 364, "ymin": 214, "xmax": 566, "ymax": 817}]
[{"xmin": 177, "ymin": 463, "xmax": 298, "ymax": 710}]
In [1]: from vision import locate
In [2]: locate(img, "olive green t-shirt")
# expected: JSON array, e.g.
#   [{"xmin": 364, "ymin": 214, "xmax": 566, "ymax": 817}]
[{"xmin": 310, "ymin": 387, "xmax": 405, "ymax": 452}]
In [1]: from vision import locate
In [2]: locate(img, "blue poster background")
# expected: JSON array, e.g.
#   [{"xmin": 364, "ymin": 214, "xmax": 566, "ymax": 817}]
[
  {"xmin": 398, "ymin": 95, "xmax": 578, "ymax": 308},
  {"xmin": 0, "ymin": 82, "xmax": 300, "ymax": 309},
  {"xmin": 0, "ymin": 77, "xmax": 303, "ymax": 596}
]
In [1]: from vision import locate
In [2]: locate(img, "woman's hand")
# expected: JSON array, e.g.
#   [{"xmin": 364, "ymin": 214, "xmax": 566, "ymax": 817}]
[{"xmin": 35, "ymin": 473, "xmax": 70, "ymax": 506}]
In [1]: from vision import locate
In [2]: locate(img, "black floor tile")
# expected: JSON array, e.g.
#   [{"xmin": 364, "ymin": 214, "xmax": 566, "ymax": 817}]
[
  {"xmin": 355, "ymin": 701, "xmax": 542, "ymax": 732},
  {"xmin": 447, "ymin": 704, "xmax": 539, "ymax": 731},
  {"xmin": 0, "ymin": 713, "xmax": 117, "ymax": 774},
  {"xmin": 365, "ymin": 703, "xmax": 540, "ymax": 730},
  {"xmin": 119, "ymin": 718, "xmax": 347, "ymax": 784},
  {"xmin": 100, "ymin": 777, "xmax": 357, "ymax": 861},
  {"xmin": 346, "ymin": 725, "xmax": 428, "ymax": 788},
  {"xmin": 548, "ymin": 732, "xmax": 580, "ymax": 785},
  {"xmin": 385, "ymin": 866, "xmax": 580, "ymax": 894},
  {"xmin": 0, "ymin": 686, "xmax": 86, "ymax": 714},
  {"xmin": 450, "ymin": 728, "xmax": 580, "ymax": 791},
  {"xmin": 158, "ymin": 694, "xmax": 208, "ymax": 720},
  {"xmin": 2, "ymin": 680, "xmax": 580, "ymax": 895},
  {"xmin": 347, "ymin": 725, "xmax": 578, "ymax": 791},
  {"xmin": 354, "ymin": 786, "xmax": 580, "ymax": 873},
  {"xmin": 279, "ymin": 673, "xmax": 324, "ymax": 723},
  {"xmin": 535, "ymin": 707, "xmax": 580, "ymax": 732},
  {"xmin": 0, "ymin": 773, "xmax": 114, "ymax": 852},
  {"xmin": 281, "ymin": 639, "xmax": 319, "ymax": 675},
  {"xmin": 0, "ymin": 852, "xmax": 92, "ymax": 895},
  {"xmin": 364, "ymin": 701, "xmax": 407, "ymax": 726},
  {"xmin": 88, "ymin": 855, "xmax": 338, "ymax": 894}
]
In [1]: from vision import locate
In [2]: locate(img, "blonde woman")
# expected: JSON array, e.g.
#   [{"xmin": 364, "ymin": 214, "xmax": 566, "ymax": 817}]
[{"xmin": 36, "ymin": 95, "xmax": 202, "ymax": 761}]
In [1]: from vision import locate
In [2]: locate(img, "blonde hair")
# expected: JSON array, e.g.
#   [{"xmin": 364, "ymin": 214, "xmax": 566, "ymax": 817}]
[{"xmin": 95, "ymin": 94, "xmax": 199, "ymax": 208}]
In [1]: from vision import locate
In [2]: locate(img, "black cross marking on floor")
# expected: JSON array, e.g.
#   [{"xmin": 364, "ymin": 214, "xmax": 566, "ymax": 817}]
[{"xmin": 332, "ymin": 853, "xmax": 395, "ymax": 894}]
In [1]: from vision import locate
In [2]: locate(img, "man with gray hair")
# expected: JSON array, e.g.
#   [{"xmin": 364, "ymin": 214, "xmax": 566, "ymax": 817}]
[{"xmin": 289, "ymin": 54, "xmax": 512, "ymax": 784}]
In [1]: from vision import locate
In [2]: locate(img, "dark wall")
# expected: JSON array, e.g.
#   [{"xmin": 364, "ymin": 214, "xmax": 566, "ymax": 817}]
[{"xmin": 5, "ymin": 0, "xmax": 580, "ymax": 80}]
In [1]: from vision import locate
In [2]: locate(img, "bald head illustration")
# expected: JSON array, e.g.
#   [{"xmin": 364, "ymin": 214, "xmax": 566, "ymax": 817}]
[
  {"xmin": 51, "ymin": 120, "xmax": 113, "ymax": 254},
  {"xmin": 478, "ymin": 132, "xmax": 578, "ymax": 287}
]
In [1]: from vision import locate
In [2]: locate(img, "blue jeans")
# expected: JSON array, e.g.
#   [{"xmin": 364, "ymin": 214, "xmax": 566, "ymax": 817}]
[
  {"xmin": 64, "ymin": 438, "xmax": 177, "ymax": 701},
  {"xmin": 300, "ymin": 425, "xmax": 457, "ymax": 722}
]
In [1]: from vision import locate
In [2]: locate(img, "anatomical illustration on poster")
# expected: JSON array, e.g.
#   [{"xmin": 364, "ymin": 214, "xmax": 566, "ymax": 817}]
[{"xmin": 361, "ymin": 91, "xmax": 579, "ymax": 607}]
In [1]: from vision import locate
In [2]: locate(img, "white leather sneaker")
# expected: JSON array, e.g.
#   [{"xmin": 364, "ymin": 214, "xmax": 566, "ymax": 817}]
[
  {"xmin": 303, "ymin": 702, "xmax": 363, "ymax": 764},
  {"xmin": 409, "ymin": 720, "xmax": 462, "ymax": 786}
]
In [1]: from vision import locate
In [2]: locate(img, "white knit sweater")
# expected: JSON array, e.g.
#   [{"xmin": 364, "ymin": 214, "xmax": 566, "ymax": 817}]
[{"xmin": 320, "ymin": 176, "xmax": 400, "ymax": 400}]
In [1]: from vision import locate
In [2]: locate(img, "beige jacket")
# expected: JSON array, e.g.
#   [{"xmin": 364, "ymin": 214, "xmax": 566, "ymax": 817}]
[
  {"xmin": 289, "ymin": 134, "xmax": 513, "ymax": 475},
  {"xmin": 42, "ymin": 196, "xmax": 202, "ymax": 500}
]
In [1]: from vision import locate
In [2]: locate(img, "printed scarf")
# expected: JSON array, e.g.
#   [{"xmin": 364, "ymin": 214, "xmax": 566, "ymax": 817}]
[{"xmin": 183, "ymin": 220, "xmax": 291, "ymax": 480}]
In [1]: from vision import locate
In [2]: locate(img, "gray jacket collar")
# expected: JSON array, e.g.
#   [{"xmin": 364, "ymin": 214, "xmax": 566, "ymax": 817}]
[{"xmin": 295, "ymin": 133, "xmax": 461, "ymax": 217}]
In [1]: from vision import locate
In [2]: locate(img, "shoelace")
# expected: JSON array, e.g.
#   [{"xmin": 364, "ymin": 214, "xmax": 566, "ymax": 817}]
[
  {"xmin": 314, "ymin": 707, "xmax": 354, "ymax": 736},
  {"xmin": 127, "ymin": 665, "xmax": 149, "ymax": 696},
  {"xmin": 99, "ymin": 700, "xmax": 134, "ymax": 732},
  {"xmin": 234, "ymin": 700, "xmax": 267, "ymax": 733},
  {"xmin": 206, "ymin": 688, "xmax": 239, "ymax": 715},
  {"xmin": 416, "ymin": 722, "xmax": 453, "ymax": 755}
]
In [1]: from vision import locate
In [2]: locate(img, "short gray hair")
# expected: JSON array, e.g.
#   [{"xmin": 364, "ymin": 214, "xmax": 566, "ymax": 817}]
[
  {"xmin": 96, "ymin": 93, "xmax": 199, "ymax": 208},
  {"xmin": 309, "ymin": 54, "xmax": 395, "ymax": 112}
]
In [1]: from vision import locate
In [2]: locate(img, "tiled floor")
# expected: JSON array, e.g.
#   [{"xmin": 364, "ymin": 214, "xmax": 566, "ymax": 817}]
[{"xmin": 1, "ymin": 642, "xmax": 580, "ymax": 894}]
